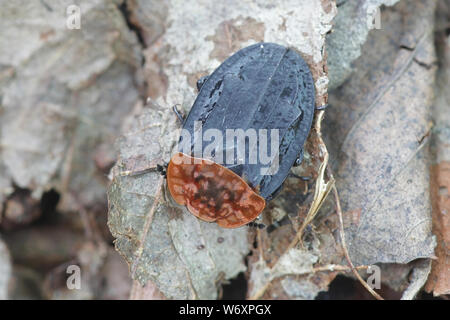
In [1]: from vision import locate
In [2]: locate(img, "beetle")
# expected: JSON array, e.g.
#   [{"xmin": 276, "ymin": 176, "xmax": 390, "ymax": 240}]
[{"xmin": 167, "ymin": 42, "xmax": 315, "ymax": 228}]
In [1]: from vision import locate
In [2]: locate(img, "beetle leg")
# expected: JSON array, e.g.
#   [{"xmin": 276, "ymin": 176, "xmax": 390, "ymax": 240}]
[
  {"xmin": 120, "ymin": 163, "xmax": 168, "ymax": 177},
  {"xmin": 266, "ymin": 170, "xmax": 311, "ymax": 201},
  {"xmin": 293, "ymin": 149, "xmax": 304, "ymax": 167},
  {"xmin": 290, "ymin": 150, "xmax": 312, "ymax": 181},
  {"xmin": 172, "ymin": 104, "xmax": 185, "ymax": 124},
  {"xmin": 248, "ymin": 215, "xmax": 292, "ymax": 232},
  {"xmin": 288, "ymin": 173, "xmax": 311, "ymax": 181},
  {"xmin": 266, "ymin": 215, "xmax": 291, "ymax": 233},
  {"xmin": 227, "ymin": 163, "xmax": 245, "ymax": 177},
  {"xmin": 316, "ymin": 104, "xmax": 328, "ymax": 110},
  {"xmin": 265, "ymin": 183, "xmax": 284, "ymax": 201},
  {"xmin": 196, "ymin": 75, "xmax": 209, "ymax": 91}
]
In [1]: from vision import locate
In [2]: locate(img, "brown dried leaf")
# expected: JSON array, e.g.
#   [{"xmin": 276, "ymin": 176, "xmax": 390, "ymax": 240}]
[
  {"xmin": 0, "ymin": 0, "xmax": 141, "ymax": 213},
  {"xmin": 427, "ymin": 161, "xmax": 450, "ymax": 295},
  {"xmin": 425, "ymin": 2, "xmax": 450, "ymax": 295},
  {"xmin": 1, "ymin": 189, "xmax": 40, "ymax": 230},
  {"xmin": 129, "ymin": 280, "xmax": 166, "ymax": 300},
  {"xmin": 7, "ymin": 265, "xmax": 44, "ymax": 300},
  {"xmin": 401, "ymin": 259, "xmax": 432, "ymax": 300},
  {"xmin": 98, "ymin": 248, "xmax": 133, "ymax": 300},
  {"xmin": 41, "ymin": 245, "xmax": 131, "ymax": 300},
  {"xmin": 324, "ymin": 0, "xmax": 437, "ymax": 266},
  {"xmin": 327, "ymin": 0, "xmax": 400, "ymax": 89},
  {"xmin": 2, "ymin": 226, "xmax": 86, "ymax": 270}
]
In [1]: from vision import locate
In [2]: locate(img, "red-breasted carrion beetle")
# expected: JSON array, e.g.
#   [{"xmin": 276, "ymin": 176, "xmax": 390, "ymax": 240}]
[{"xmin": 167, "ymin": 42, "xmax": 315, "ymax": 228}]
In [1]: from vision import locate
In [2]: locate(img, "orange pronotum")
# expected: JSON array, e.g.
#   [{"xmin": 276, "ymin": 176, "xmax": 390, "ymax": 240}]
[{"xmin": 167, "ymin": 152, "xmax": 265, "ymax": 228}]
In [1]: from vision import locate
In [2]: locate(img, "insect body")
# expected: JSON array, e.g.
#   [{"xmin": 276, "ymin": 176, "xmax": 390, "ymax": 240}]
[{"xmin": 167, "ymin": 42, "xmax": 315, "ymax": 228}]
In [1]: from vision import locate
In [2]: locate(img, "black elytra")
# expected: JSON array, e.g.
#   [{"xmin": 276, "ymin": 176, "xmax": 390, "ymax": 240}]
[{"xmin": 180, "ymin": 42, "xmax": 315, "ymax": 201}]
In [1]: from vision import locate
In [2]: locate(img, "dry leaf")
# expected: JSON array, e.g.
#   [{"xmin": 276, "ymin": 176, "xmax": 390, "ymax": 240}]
[
  {"xmin": 1, "ymin": 190, "xmax": 40, "ymax": 230},
  {"xmin": 129, "ymin": 280, "xmax": 165, "ymax": 300},
  {"xmin": 7, "ymin": 266, "xmax": 44, "ymax": 300},
  {"xmin": 324, "ymin": 0, "xmax": 437, "ymax": 267},
  {"xmin": 0, "ymin": 237, "xmax": 11, "ymax": 299},
  {"xmin": 3, "ymin": 226, "xmax": 86, "ymax": 270},
  {"xmin": 425, "ymin": 1, "xmax": 450, "ymax": 296},
  {"xmin": 401, "ymin": 259, "xmax": 432, "ymax": 300},
  {"xmin": 0, "ymin": 0, "xmax": 141, "ymax": 213},
  {"xmin": 41, "ymin": 245, "xmax": 130, "ymax": 300},
  {"xmin": 327, "ymin": 0, "xmax": 400, "ymax": 89}
]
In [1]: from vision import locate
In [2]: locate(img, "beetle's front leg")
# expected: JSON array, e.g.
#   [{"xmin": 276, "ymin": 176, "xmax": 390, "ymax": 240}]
[{"xmin": 293, "ymin": 149, "xmax": 304, "ymax": 167}]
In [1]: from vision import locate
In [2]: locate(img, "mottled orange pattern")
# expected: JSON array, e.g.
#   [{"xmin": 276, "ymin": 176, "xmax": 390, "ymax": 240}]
[{"xmin": 167, "ymin": 152, "xmax": 265, "ymax": 228}]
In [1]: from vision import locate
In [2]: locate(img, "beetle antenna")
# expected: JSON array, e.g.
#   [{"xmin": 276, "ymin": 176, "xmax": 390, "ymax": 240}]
[
  {"xmin": 288, "ymin": 173, "xmax": 311, "ymax": 181},
  {"xmin": 172, "ymin": 104, "xmax": 185, "ymax": 124},
  {"xmin": 247, "ymin": 221, "xmax": 266, "ymax": 229},
  {"xmin": 120, "ymin": 163, "xmax": 167, "ymax": 177}
]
